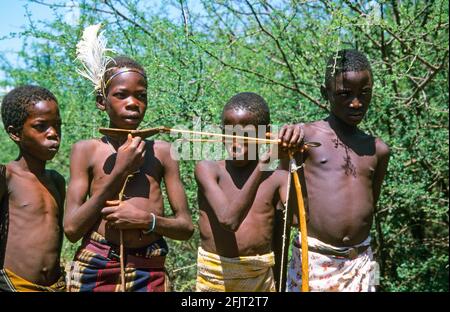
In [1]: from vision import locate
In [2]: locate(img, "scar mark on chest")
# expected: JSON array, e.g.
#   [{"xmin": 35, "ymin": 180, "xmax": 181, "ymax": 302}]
[{"xmin": 332, "ymin": 137, "xmax": 357, "ymax": 177}]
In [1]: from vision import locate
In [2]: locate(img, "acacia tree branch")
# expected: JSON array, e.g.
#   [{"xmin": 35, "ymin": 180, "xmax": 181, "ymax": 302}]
[
  {"xmin": 245, "ymin": 1, "xmax": 302, "ymax": 98},
  {"xmin": 179, "ymin": 0, "xmax": 190, "ymax": 37},
  {"xmin": 404, "ymin": 50, "xmax": 449, "ymax": 106},
  {"xmin": 342, "ymin": 0, "xmax": 440, "ymax": 72},
  {"xmin": 192, "ymin": 38, "xmax": 327, "ymax": 111}
]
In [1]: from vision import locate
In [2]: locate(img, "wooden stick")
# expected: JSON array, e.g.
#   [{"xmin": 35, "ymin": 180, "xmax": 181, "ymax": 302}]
[
  {"xmin": 167, "ymin": 127, "xmax": 279, "ymax": 144},
  {"xmin": 289, "ymin": 151, "xmax": 309, "ymax": 292},
  {"xmin": 278, "ymin": 165, "xmax": 292, "ymax": 292},
  {"xmin": 119, "ymin": 230, "xmax": 125, "ymax": 292},
  {"xmin": 118, "ymin": 174, "xmax": 132, "ymax": 292}
]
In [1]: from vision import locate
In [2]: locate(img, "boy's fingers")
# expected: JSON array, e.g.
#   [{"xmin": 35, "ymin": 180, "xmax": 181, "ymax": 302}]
[
  {"xmin": 136, "ymin": 140, "xmax": 146, "ymax": 155},
  {"xmin": 278, "ymin": 125, "xmax": 287, "ymax": 140},
  {"xmin": 129, "ymin": 136, "xmax": 142, "ymax": 150},
  {"xmin": 105, "ymin": 200, "xmax": 120, "ymax": 206},
  {"xmin": 104, "ymin": 213, "xmax": 118, "ymax": 221},
  {"xmin": 281, "ymin": 127, "xmax": 293, "ymax": 147},
  {"xmin": 289, "ymin": 132, "xmax": 300, "ymax": 147},
  {"xmin": 101, "ymin": 206, "xmax": 118, "ymax": 215}
]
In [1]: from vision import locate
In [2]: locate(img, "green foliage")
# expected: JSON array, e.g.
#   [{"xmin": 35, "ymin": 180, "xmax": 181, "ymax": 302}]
[{"xmin": 0, "ymin": 0, "xmax": 448, "ymax": 291}]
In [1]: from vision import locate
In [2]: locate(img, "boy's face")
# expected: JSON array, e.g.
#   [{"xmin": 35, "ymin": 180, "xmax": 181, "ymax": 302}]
[
  {"xmin": 100, "ymin": 69, "xmax": 147, "ymax": 130},
  {"xmin": 325, "ymin": 70, "xmax": 373, "ymax": 127},
  {"xmin": 222, "ymin": 108, "xmax": 262, "ymax": 167},
  {"xmin": 15, "ymin": 100, "xmax": 62, "ymax": 161}
]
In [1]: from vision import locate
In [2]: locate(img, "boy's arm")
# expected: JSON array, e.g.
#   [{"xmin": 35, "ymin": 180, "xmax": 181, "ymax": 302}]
[
  {"xmin": 64, "ymin": 136, "xmax": 145, "ymax": 242},
  {"xmin": 373, "ymin": 139, "xmax": 390, "ymax": 207},
  {"xmin": 272, "ymin": 170, "xmax": 291, "ymax": 289},
  {"xmin": 52, "ymin": 171, "xmax": 66, "ymax": 246},
  {"xmin": 151, "ymin": 143, "xmax": 193, "ymax": 240},
  {"xmin": 195, "ymin": 159, "xmax": 267, "ymax": 232}
]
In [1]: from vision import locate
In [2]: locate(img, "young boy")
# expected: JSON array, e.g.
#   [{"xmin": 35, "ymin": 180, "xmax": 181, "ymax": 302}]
[
  {"xmin": 279, "ymin": 49, "xmax": 390, "ymax": 292},
  {"xmin": 64, "ymin": 56, "xmax": 194, "ymax": 292},
  {"xmin": 195, "ymin": 92, "xmax": 290, "ymax": 292},
  {"xmin": 0, "ymin": 85, "xmax": 66, "ymax": 291}
]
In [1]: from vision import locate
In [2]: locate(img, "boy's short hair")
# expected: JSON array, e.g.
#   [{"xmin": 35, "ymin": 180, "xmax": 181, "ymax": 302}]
[
  {"xmin": 103, "ymin": 56, "xmax": 146, "ymax": 94},
  {"xmin": 222, "ymin": 92, "xmax": 270, "ymax": 126},
  {"xmin": 325, "ymin": 49, "xmax": 372, "ymax": 87},
  {"xmin": 1, "ymin": 85, "xmax": 57, "ymax": 132}
]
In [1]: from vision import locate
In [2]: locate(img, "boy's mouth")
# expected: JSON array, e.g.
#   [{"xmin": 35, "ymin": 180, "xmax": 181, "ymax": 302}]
[
  {"xmin": 124, "ymin": 113, "xmax": 140, "ymax": 119},
  {"xmin": 48, "ymin": 144, "xmax": 60, "ymax": 151},
  {"xmin": 226, "ymin": 144, "xmax": 245, "ymax": 159},
  {"xmin": 348, "ymin": 111, "xmax": 364, "ymax": 120},
  {"xmin": 123, "ymin": 114, "xmax": 141, "ymax": 123}
]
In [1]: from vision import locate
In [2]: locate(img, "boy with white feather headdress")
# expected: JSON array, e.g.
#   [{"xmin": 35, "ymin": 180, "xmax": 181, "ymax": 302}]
[{"xmin": 65, "ymin": 24, "xmax": 194, "ymax": 292}]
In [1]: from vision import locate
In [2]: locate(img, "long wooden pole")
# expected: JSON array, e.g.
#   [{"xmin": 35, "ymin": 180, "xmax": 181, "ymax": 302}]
[
  {"xmin": 118, "ymin": 174, "xmax": 132, "ymax": 292},
  {"xmin": 288, "ymin": 151, "xmax": 309, "ymax": 292},
  {"xmin": 278, "ymin": 167, "xmax": 292, "ymax": 292}
]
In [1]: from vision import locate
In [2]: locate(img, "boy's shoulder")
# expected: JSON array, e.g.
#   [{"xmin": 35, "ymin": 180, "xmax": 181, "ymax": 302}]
[
  {"xmin": 71, "ymin": 138, "xmax": 103, "ymax": 153},
  {"xmin": 301, "ymin": 120, "xmax": 332, "ymax": 140},
  {"xmin": 194, "ymin": 160, "xmax": 223, "ymax": 181},
  {"xmin": 151, "ymin": 139, "xmax": 170, "ymax": 152},
  {"xmin": 304, "ymin": 119, "xmax": 329, "ymax": 133},
  {"xmin": 151, "ymin": 140, "xmax": 175, "ymax": 164},
  {"xmin": 374, "ymin": 136, "xmax": 390, "ymax": 158},
  {"xmin": 195, "ymin": 159, "xmax": 222, "ymax": 173}
]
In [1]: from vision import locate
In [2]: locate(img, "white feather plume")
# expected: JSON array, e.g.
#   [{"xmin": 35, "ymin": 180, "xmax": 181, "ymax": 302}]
[{"xmin": 75, "ymin": 23, "xmax": 114, "ymax": 92}]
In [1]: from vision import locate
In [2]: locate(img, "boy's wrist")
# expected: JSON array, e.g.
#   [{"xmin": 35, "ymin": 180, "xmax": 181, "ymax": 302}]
[
  {"xmin": 142, "ymin": 212, "xmax": 157, "ymax": 235},
  {"xmin": 110, "ymin": 167, "xmax": 132, "ymax": 182}
]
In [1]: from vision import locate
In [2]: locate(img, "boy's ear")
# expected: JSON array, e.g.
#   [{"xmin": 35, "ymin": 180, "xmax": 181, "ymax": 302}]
[
  {"xmin": 96, "ymin": 94, "xmax": 106, "ymax": 111},
  {"xmin": 320, "ymin": 84, "xmax": 329, "ymax": 101},
  {"xmin": 7, "ymin": 125, "xmax": 21, "ymax": 143}
]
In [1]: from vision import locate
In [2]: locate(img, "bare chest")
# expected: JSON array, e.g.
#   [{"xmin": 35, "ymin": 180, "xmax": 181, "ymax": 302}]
[
  {"xmin": 306, "ymin": 136, "xmax": 377, "ymax": 180},
  {"xmin": 7, "ymin": 176, "xmax": 60, "ymax": 219},
  {"xmin": 90, "ymin": 149, "xmax": 164, "ymax": 199},
  {"xmin": 218, "ymin": 173, "xmax": 280, "ymax": 212}
]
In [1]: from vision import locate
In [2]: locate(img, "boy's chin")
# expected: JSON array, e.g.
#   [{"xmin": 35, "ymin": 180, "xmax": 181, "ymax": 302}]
[{"xmin": 112, "ymin": 121, "xmax": 142, "ymax": 130}]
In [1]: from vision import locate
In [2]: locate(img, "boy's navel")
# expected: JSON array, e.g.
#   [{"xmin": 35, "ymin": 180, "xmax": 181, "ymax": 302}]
[
  {"xmin": 320, "ymin": 158, "xmax": 328, "ymax": 164},
  {"xmin": 342, "ymin": 236, "xmax": 350, "ymax": 243}
]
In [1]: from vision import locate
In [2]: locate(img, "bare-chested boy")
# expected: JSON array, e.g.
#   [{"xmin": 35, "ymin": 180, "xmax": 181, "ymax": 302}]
[
  {"xmin": 195, "ymin": 92, "xmax": 290, "ymax": 292},
  {"xmin": 279, "ymin": 49, "xmax": 390, "ymax": 292},
  {"xmin": 0, "ymin": 85, "xmax": 66, "ymax": 292},
  {"xmin": 64, "ymin": 56, "xmax": 194, "ymax": 292}
]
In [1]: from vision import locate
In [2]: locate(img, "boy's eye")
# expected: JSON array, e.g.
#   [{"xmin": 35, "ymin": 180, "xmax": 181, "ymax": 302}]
[
  {"xmin": 361, "ymin": 89, "xmax": 372, "ymax": 95},
  {"xmin": 113, "ymin": 92, "xmax": 127, "ymax": 99},
  {"xmin": 33, "ymin": 124, "xmax": 47, "ymax": 132},
  {"xmin": 337, "ymin": 92, "xmax": 349, "ymax": 97}
]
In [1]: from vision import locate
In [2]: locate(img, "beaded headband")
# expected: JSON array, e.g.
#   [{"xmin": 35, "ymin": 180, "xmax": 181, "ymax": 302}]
[{"xmin": 103, "ymin": 68, "xmax": 147, "ymax": 92}]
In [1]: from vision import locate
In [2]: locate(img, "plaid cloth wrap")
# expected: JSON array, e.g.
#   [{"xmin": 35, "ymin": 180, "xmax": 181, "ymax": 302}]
[{"xmin": 67, "ymin": 231, "xmax": 169, "ymax": 292}]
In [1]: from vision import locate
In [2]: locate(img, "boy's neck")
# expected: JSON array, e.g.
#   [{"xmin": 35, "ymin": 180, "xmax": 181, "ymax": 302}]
[
  {"xmin": 15, "ymin": 153, "xmax": 47, "ymax": 175},
  {"xmin": 225, "ymin": 159, "xmax": 259, "ymax": 171},
  {"xmin": 327, "ymin": 114, "xmax": 359, "ymax": 135}
]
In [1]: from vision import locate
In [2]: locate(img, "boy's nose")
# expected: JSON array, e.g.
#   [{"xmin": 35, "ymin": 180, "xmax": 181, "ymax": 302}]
[
  {"xmin": 125, "ymin": 98, "xmax": 140, "ymax": 108},
  {"xmin": 349, "ymin": 98, "xmax": 363, "ymax": 109},
  {"xmin": 47, "ymin": 127, "xmax": 60, "ymax": 140}
]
